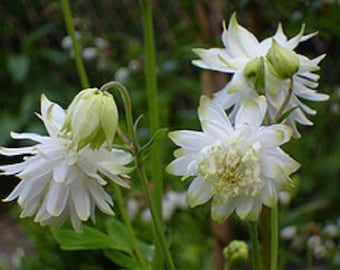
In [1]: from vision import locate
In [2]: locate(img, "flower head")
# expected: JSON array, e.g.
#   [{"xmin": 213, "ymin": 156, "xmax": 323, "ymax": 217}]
[
  {"xmin": 167, "ymin": 96, "xmax": 299, "ymax": 222},
  {"xmin": 192, "ymin": 13, "xmax": 328, "ymax": 137},
  {"xmin": 0, "ymin": 95, "xmax": 132, "ymax": 231}
]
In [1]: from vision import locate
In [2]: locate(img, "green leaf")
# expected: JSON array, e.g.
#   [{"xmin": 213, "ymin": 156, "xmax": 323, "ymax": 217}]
[
  {"xmin": 7, "ymin": 54, "xmax": 30, "ymax": 84},
  {"xmin": 137, "ymin": 240, "xmax": 154, "ymax": 263},
  {"xmin": 54, "ymin": 224, "xmax": 132, "ymax": 253},
  {"xmin": 140, "ymin": 128, "xmax": 168, "ymax": 158},
  {"xmin": 106, "ymin": 218, "xmax": 133, "ymax": 253},
  {"xmin": 277, "ymin": 106, "xmax": 298, "ymax": 123},
  {"xmin": 103, "ymin": 250, "xmax": 141, "ymax": 269}
]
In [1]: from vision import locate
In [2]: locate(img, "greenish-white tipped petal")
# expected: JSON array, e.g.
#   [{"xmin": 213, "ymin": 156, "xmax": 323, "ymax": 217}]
[
  {"xmin": 168, "ymin": 130, "xmax": 208, "ymax": 151},
  {"xmin": 256, "ymin": 124, "xmax": 293, "ymax": 148},
  {"xmin": 166, "ymin": 154, "xmax": 197, "ymax": 178},
  {"xmin": 0, "ymin": 162, "xmax": 26, "ymax": 175},
  {"xmin": 187, "ymin": 176, "xmax": 212, "ymax": 207},
  {"xmin": 235, "ymin": 96, "xmax": 267, "ymax": 129},
  {"xmin": 0, "ymin": 146, "xmax": 34, "ymax": 156},
  {"xmin": 39, "ymin": 94, "xmax": 65, "ymax": 136},
  {"xmin": 261, "ymin": 148, "xmax": 300, "ymax": 179},
  {"xmin": 262, "ymin": 180, "xmax": 278, "ymax": 207},
  {"xmin": 227, "ymin": 13, "xmax": 260, "ymax": 58},
  {"xmin": 247, "ymin": 199, "xmax": 262, "ymax": 221},
  {"xmin": 100, "ymin": 92, "xmax": 118, "ymax": 148},
  {"xmin": 10, "ymin": 131, "xmax": 47, "ymax": 143},
  {"xmin": 235, "ymin": 196, "xmax": 254, "ymax": 220},
  {"xmin": 199, "ymin": 96, "xmax": 234, "ymax": 139},
  {"xmin": 211, "ymin": 199, "xmax": 236, "ymax": 224}
]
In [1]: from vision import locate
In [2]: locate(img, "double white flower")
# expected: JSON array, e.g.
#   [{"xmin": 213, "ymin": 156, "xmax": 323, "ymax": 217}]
[
  {"xmin": 0, "ymin": 95, "xmax": 132, "ymax": 231},
  {"xmin": 193, "ymin": 13, "xmax": 328, "ymax": 136},
  {"xmin": 167, "ymin": 96, "xmax": 299, "ymax": 222}
]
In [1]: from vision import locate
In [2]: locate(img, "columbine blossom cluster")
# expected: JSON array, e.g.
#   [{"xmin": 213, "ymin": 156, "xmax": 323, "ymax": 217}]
[
  {"xmin": 167, "ymin": 14, "xmax": 328, "ymax": 223},
  {"xmin": 0, "ymin": 91, "xmax": 131, "ymax": 232},
  {"xmin": 192, "ymin": 13, "xmax": 329, "ymax": 137}
]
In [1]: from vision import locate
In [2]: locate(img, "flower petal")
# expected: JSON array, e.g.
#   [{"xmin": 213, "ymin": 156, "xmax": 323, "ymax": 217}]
[
  {"xmin": 168, "ymin": 130, "xmax": 209, "ymax": 151},
  {"xmin": 256, "ymin": 124, "xmax": 293, "ymax": 148},
  {"xmin": 235, "ymin": 96, "xmax": 267, "ymax": 129},
  {"xmin": 46, "ymin": 181, "xmax": 69, "ymax": 216},
  {"xmin": 187, "ymin": 176, "xmax": 212, "ymax": 207},
  {"xmin": 211, "ymin": 199, "xmax": 235, "ymax": 224}
]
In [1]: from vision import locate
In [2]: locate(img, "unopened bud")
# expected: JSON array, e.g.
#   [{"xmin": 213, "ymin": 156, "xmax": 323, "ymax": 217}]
[
  {"xmin": 266, "ymin": 39, "xmax": 300, "ymax": 79},
  {"xmin": 244, "ymin": 58, "xmax": 260, "ymax": 78},
  {"xmin": 223, "ymin": 240, "xmax": 249, "ymax": 268},
  {"xmin": 62, "ymin": 88, "xmax": 118, "ymax": 150}
]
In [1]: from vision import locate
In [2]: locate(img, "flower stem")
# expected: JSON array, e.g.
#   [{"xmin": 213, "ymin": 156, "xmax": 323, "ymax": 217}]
[
  {"xmin": 270, "ymin": 205, "xmax": 279, "ymax": 270},
  {"xmin": 139, "ymin": 0, "xmax": 163, "ymax": 218},
  {"xmin": 112, "ymin": 183, "xmax": 146, "ymax": 266},
  {"xmin": 100, "ymin": 81, "xmax": 176, "ymax": 270},
  {"xmin": 249, "ymin": 221, "xmax": 263, "ymax": 270},
  {"xmin": 61, "ymin": 0, "xmax": 90, "ymax": 88}
]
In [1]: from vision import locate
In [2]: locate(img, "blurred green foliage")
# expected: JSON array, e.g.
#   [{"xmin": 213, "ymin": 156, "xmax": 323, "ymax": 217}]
[{"xmin": 0, "ymin": 0, "xmax": 339, "ymax": 269}]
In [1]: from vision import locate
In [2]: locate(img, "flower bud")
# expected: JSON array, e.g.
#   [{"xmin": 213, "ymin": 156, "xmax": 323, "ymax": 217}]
[
  {"xmin": 62, "ymin": 88, "xmax": 118, "ymax": 150},
  {"xmin": 266, "ymin": 39, "xmax": 300, "ymax": 79},
  {"xmin": 223, "ymin": 240, "xmax": 249, "ymax": 268},
  {"xmin": 244, "ymin": 57, "xmax": 260, "ymax": 78}
]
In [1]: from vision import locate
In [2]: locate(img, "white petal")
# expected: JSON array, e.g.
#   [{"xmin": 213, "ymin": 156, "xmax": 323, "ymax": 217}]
[
  {"xmin": 0, "ymin": 146, "xmax": 35, "ymax": 156},
  {"xmin": 70, "ymin": 179, "xmax": 91, "ymax": 220},
  {"xmin": 39, "ymin": 94, "xmax": 65, "ymax": 136},
  {"xmin": 53, "ymin": 160, "xmax": 69, "ymax": 182},
  {"xmin": 256, "ymin": 124, "xmax": 293, "ymax": 148},
  {"xmin": 3, "ymin": 181, "xmax": 25, "ymax": 202},
  {"xmin": 86, "ymin": 179, "xmax": 114, "ymax": 215},
  {"xmin": 187, "ymin": 176, "xmax": 212, "ymax": 207},
  {"xmin": 199, "ymin": 96, "xmax": 233, "ymax": 137},
  {"xmin": 235, "ymin": 196, "xmax": 254, "ymax": 220},
  {"xmin": 247, "ymin": 199, "xmax": 263, "ymax": 221},
  {"xmin": 211, "ymin": 199, "xmax": 235, "ymax": 224},
  {"xmin": 46, "ymin": 181, "xmax": 69, "ymax": 216},
  {"xmin": 235, "ymin": 96, "xmax": 267, "ymax": 129},
  {"xmin": 227, "ymin": 13, "xmax": 260, "ymax": 59},
  {"xmin": 168, "ymin": 130, "xmax": 208, "ymax": 151},
  {"xmin": 166, "ymin": 154, "xmax": 198, "ymax": 178},
  {"xmin": 10, "ymin": 131, "xmax": 47, "ymax": 143},
  {"xmin": 0, "ymin": 162, "xmax": 26, "ymax": 175},
  {"xmin": 262, "ymin": 180, "xmax": 278, "ymax": 207}
]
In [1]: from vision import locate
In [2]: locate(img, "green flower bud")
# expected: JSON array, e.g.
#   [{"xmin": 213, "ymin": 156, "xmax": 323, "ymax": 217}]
[
  {"xmin": 223, "ymin": 240, "xmax": 249, "ymax": 269},
  {"xmin": 62, "ymin": 88, "xmax": 118, "ymax": 150},
  {"xmin": 266, "ymin": 39, "xmax": 300, "ymax": 79},
  {"xmin": 244, "ymin": 58, "xmax": 260, "ymax": 78}
]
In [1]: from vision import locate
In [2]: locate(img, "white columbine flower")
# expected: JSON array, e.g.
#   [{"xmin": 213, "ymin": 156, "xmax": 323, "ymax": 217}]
[
  {"xmin": 192, "ymin": 13, "xmax": 328, "ymax": 136},
  {"xmin": 0, "ymin": 95, "xmax": 133, "ymax": 231},
  {"xmin": 166, "ymin": 96, "xmax": 299, "ymax": 222}
]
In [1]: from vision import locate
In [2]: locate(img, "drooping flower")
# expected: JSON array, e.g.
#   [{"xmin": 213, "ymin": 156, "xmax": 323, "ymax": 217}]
[
  {"xmin": 166, "ymin": 96, "xmax": 299, "ymax": 222},
  {"xmin": 192, "ymin": 13, "xmax": 328, "ymax": 136},
  {"xmin": 0, "ymin": 95, "xmax": 132, "ymax": 231}
]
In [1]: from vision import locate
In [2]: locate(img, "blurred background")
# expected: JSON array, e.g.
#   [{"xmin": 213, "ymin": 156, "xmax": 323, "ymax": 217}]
[{"xmin": 0, "ymin": 0, "xmax": 339, "ymax": 269}]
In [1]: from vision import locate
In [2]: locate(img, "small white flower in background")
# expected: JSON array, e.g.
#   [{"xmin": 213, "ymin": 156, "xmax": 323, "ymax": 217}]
[
  {"xmin": 281, "ymin": 226, "xmax": 297, "ymax": 240},
  {"xmin": 323, "ymin": 224, "xmax": 338, "ymax": 237},
  {"xmin": 192, "ymin": 13, "xmax": 328, "ymax": 137},
  {"xmin": 0, "ymin": 95, "xmax": 132, "ymax": 232},
  {"xmin": 167, "ymin": 96, "xmax": 299, "ymax": 222}
]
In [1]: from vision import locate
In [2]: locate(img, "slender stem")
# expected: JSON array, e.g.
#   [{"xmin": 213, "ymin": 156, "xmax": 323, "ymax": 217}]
[
  {"xmin": 100, "ymin": 81, "xmax": 176, "ymax": 270},
  {"xmin": 261, "ymin": 207, "xmax": 271, "ymax": 270},
  {"xmin": 249, "ymin": 221, "xmax": 263, "ymax": 270},
  {"xmin": 112, "ymin": 183, "xmax": 146, "ymax": 266},
  {"xmin": 61, "ymin": 0, "xmax": 90, "ymax": 88},
  {"xmin": 139, "ymin": 0, "xmax": 163, "ymax": 218},
  {"xmin": 270, "ymin": 205, "xmax": 279, "ymax": 270}
]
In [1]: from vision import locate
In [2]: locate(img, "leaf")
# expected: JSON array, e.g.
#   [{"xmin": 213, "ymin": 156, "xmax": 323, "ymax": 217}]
[
  {"xmin": 103, "ymin": 250, "xmax": 141, "ymax": 269},
  {"xmin": 7, "ymin": 54, "xmax": 30, "ymax": 84},
  {"xmin": 137, "ymin": 240, "xmax": 154, "ymax": 263},
  {"xmin": 106, "ymin": 218, "xmax": 133, "ymax": 253},
  {"xmin": 140, "ymin": 128, "xmax": 168, "ymax": 158},
  {"xmin": 54, "ymin": 225, "xmax": 131, "ymax": 252},
  {"xmin": 277, "ymin": 106, "xmax": 298, "ymax": 123}
]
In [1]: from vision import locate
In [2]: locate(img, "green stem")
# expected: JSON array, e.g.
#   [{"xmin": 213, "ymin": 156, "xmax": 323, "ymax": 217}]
[
  {"xmin": 100, "ymin": 81, "xmax": 175, "ymax": 270},
  {"xmin": 249, "ymin": 221, "xmax": 263, "ymax": 270},
  {"xmin": 270, "ymin": 205, "xmax": 279, "ymax": 270},
  {"xmin": 139, "ymin": 0, "xmax": 163, "ymax": 218},
  {"xmin": 61, "ymin": 0, "xmax": 90, "ymax": 88},
  {"xmin": 112, "ymin": 183, "xmax": 146, "ymax": 266}
]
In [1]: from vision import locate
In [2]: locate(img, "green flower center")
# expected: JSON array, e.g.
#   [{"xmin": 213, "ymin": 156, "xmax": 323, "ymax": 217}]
[{"xmin": 198, "ymin": 144, "xmax": 264, "ymax": 203}]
